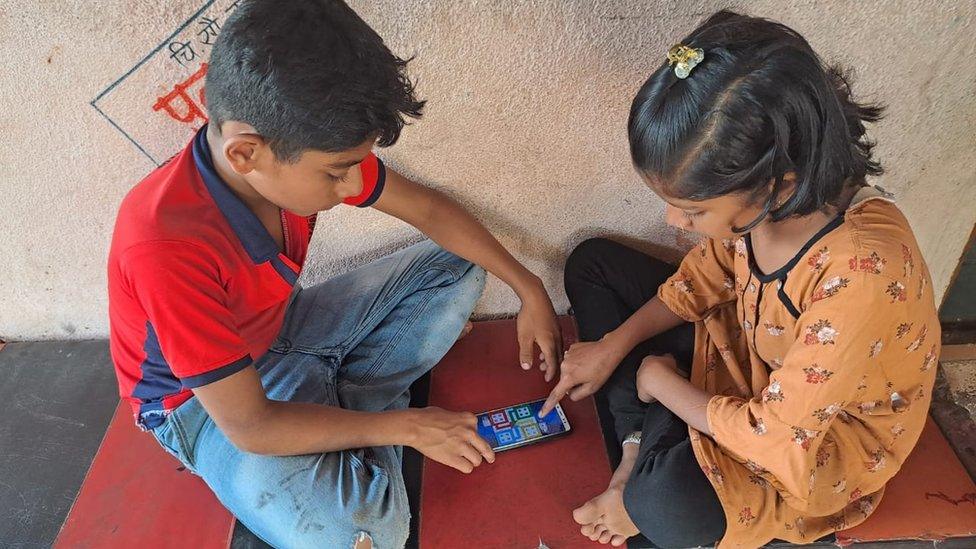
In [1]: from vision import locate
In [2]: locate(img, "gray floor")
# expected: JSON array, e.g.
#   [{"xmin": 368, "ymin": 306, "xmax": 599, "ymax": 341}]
[
  {"xmin": 941, "ymin": 241, "xmax": 976, "ymax": 323},
  {"xmin": 0, "ymin": 341, "xmax": 119, "ymax": 549}
]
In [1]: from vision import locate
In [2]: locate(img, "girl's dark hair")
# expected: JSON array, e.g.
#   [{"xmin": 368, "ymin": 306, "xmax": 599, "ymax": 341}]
[
  {"xmin": 206, "ymin": 0, "xmax": 425, "ymax": 162},
  {"xmin": 628, "ymin": 10, "xmax": 884, "ymax": 232}
]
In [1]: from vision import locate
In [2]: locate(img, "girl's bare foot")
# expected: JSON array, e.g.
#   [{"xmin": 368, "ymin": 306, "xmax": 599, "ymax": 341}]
[{"xmin": 573, "ymin": 444, "xmax": 641, "ymax": 545}]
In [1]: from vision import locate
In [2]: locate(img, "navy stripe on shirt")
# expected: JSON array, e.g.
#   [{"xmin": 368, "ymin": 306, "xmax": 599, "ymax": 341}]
[{"xmin": 181, "ymin": 355, "xmax": 254, "ymax": 388}]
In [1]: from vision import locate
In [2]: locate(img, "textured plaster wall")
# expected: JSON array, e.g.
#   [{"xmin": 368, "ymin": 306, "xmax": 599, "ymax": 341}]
[{"xmin": 1, "ymin": 1, "xmax": 974, "ymax": 341}]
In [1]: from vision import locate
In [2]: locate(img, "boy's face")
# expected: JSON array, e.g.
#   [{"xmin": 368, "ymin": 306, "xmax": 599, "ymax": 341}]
[
  {"xmin": 244, "ymin": 138, "xmax": 377, "ymax": 217},
  {"xmin": 644, "ymin": 175, "xmax": 766, "ymax": 241},
  {"xmin": 217, "ymin": 123, "xmax": 377, "ymax": 217}
]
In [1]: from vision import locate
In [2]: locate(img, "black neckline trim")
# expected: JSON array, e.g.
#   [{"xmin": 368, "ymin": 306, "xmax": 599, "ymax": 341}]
[{"xmin": 745, "ymin": 213, "xmax": 846, "ymax": 283}]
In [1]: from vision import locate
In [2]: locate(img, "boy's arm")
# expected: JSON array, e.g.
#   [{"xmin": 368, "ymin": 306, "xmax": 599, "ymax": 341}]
[
  {"xmin": 192, "ymin": 366, "xmax": 494, "ymax": 472},
  {"xmin": 120, "ymin": 242, "xmax": 492, "ymax": 472},
  {"xmin": 372, "ymin": 168, "xmax": 564, "ymax": 377}
]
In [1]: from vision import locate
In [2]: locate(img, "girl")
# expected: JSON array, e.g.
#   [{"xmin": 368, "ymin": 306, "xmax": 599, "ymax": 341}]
[{"xmin": 543, "ymin": 10, "xmax": 940, "ymax": 548}]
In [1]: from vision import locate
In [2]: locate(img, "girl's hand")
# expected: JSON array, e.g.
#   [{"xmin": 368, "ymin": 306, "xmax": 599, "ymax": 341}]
[
  {"xmin": 635, "ymin": 354, "xmax": 680, "ymax": 403},
  {"xmin": 516, "ymin": 288, "xmax": 564, "ymax": 382},
  {"xmin": 539, "ymin": 336, "xmax": 629, "ymax": 416},
  {"xmin": 634, "ymin": 355, "xmax": 714, "ymax": 435}
]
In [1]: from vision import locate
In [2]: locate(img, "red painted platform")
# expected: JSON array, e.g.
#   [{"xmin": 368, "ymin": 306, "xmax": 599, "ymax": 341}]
[
  {"xmin": 420, "ymin": 317, "xmax": 612, "ymax": 548},
  {"xmin": 49, "ymin": 318, "xmax": 976, "ymax": 548},
  {"xmin": 53, "ymin": 401, "xmax": 234, "ymax": 549},
  {"xmin": 836, "ymin": 416, "xmax": 976, "ymax": 544}
]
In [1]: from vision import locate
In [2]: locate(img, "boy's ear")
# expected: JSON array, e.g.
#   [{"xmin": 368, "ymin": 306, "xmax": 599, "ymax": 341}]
[
  {"xmin": 219, "ymin": 121, "xmax": 271, "ymax": 175},
  {"xmin": 223, "ymin": 135, "xmax": 263, "ymax": 175}
]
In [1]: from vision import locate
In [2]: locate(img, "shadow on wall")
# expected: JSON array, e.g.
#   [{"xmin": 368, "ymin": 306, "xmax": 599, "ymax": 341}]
[{"xmin": 436, "ymin": 187, "xmax": 687, "ymax": 275}]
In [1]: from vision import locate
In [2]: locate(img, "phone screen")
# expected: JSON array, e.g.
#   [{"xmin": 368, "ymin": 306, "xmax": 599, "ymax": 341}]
[{"xmin": 476, "ymin": 398, "xmax": 571, "ymax": 452}]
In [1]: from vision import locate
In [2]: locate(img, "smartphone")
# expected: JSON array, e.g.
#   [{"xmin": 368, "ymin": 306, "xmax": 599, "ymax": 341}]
[{"xmin": 476, "ymin": 398, "xmax": 571, "ymax": 452}]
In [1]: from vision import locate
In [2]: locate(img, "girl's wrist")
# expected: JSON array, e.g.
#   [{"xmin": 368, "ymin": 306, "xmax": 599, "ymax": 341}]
[{"xmin": 601, "ymin": 329, "xmax": 635, "ymax": 359}]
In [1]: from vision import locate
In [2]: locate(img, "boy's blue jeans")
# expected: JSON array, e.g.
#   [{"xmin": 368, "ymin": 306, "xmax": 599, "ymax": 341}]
[{"xmin": 151, "ymin": 240, "xmax": 485, "ymax": 548}]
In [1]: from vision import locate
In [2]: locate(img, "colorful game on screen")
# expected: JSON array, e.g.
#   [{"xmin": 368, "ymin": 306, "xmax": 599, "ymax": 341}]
[{"xmin": 476, "ymin": 398, "xmax": 571, "ymax": 452}]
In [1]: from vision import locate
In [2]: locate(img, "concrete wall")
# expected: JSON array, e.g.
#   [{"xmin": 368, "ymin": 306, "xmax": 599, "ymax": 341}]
[{"xmin": 1, "ymin": 0, "xmax": 973, "ymax": 341}]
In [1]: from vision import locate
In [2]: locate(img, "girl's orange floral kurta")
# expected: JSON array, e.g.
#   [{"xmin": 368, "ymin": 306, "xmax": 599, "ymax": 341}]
[{"xmin": 658, "ymin": 188, "xmax": 940, "ymax": 548}]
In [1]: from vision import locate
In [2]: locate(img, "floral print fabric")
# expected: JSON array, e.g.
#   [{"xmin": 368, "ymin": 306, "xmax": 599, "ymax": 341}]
[{"xmin": 657, "ymin": 188, "xmax": 940, "ymax": 548}]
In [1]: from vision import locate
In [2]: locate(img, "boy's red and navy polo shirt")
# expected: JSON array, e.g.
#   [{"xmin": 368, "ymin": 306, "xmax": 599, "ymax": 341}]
[{"xmin": 108, "ymin": 127, "xmax": 385, "ymax": 429}]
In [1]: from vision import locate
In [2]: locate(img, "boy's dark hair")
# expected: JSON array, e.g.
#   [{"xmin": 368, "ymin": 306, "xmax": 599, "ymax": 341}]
[
  {"xmin": 206, "ymin": 0, "xmax": 425, "ymax": 161},
  {"xmin": 628, "ymin": 10, "xmax": 884, "ymax": 232}
]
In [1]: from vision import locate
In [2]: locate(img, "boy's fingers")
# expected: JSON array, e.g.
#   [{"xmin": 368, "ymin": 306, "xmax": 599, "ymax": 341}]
[
  {"xmin": 470, "ymin": 434, "xmax": 496, "ymax": 463},
  {"xmin": 540, "ymin": 340, "xmax": 558, "ymax": 382},
  {"xmin": 518, "ymin": 335, "xmax": 534, "ymax": 370},
  {"xmin": 448, "ymin": 456, "xmax": 473, "ymax": 474},
  {"xmin": 552, "ymin": 325, "xmax": 565, "ymax": 362},
  {"xmin": 459, "ymin": 444, "xmax": 483, "ymax": 469}
]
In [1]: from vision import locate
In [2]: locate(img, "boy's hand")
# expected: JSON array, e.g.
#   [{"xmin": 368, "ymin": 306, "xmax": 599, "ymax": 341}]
[
  {"xmin": 539, "ymin": 337, "xmax": 627, "ymax": 416},
  {"xmin": 517, "ymin": 289, "xmax": 564, "ymax": 382},
  {"xmin": 407, "ymin": 407, "xmax": 495, "ymax": 474}
]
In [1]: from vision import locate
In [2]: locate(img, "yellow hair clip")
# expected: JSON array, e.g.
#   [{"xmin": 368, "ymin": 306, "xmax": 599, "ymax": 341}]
[{"xmin": 667, "ymin": 44, "xmax": 705, "ymax": 79}]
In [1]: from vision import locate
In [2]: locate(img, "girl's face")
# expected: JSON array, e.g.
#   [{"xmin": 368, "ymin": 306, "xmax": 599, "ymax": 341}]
[{"xmin": 644, "ymin": 176, "xmax": 767, "ymax": 240}]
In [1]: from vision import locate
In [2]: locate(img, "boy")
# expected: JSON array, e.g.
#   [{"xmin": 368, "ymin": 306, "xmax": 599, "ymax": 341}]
[{"xmin": 107, "ymin": 1, "xmax": 562, "ymax": 547}]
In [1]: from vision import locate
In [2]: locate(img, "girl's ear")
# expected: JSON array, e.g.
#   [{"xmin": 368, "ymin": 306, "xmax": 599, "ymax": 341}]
[{"xmin": 771, "ymin": 172, "xmax": 798, "ymax": 210}]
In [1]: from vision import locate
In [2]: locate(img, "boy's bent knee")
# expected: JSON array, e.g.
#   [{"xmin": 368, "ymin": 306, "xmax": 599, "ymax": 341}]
[
  {"xmin": 266, "ymin": 489, "xmax": 409, "ymax": 549},
  {"xmin": 452, "ymin": 263, "xmax": 486, "ymax": 303}
]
